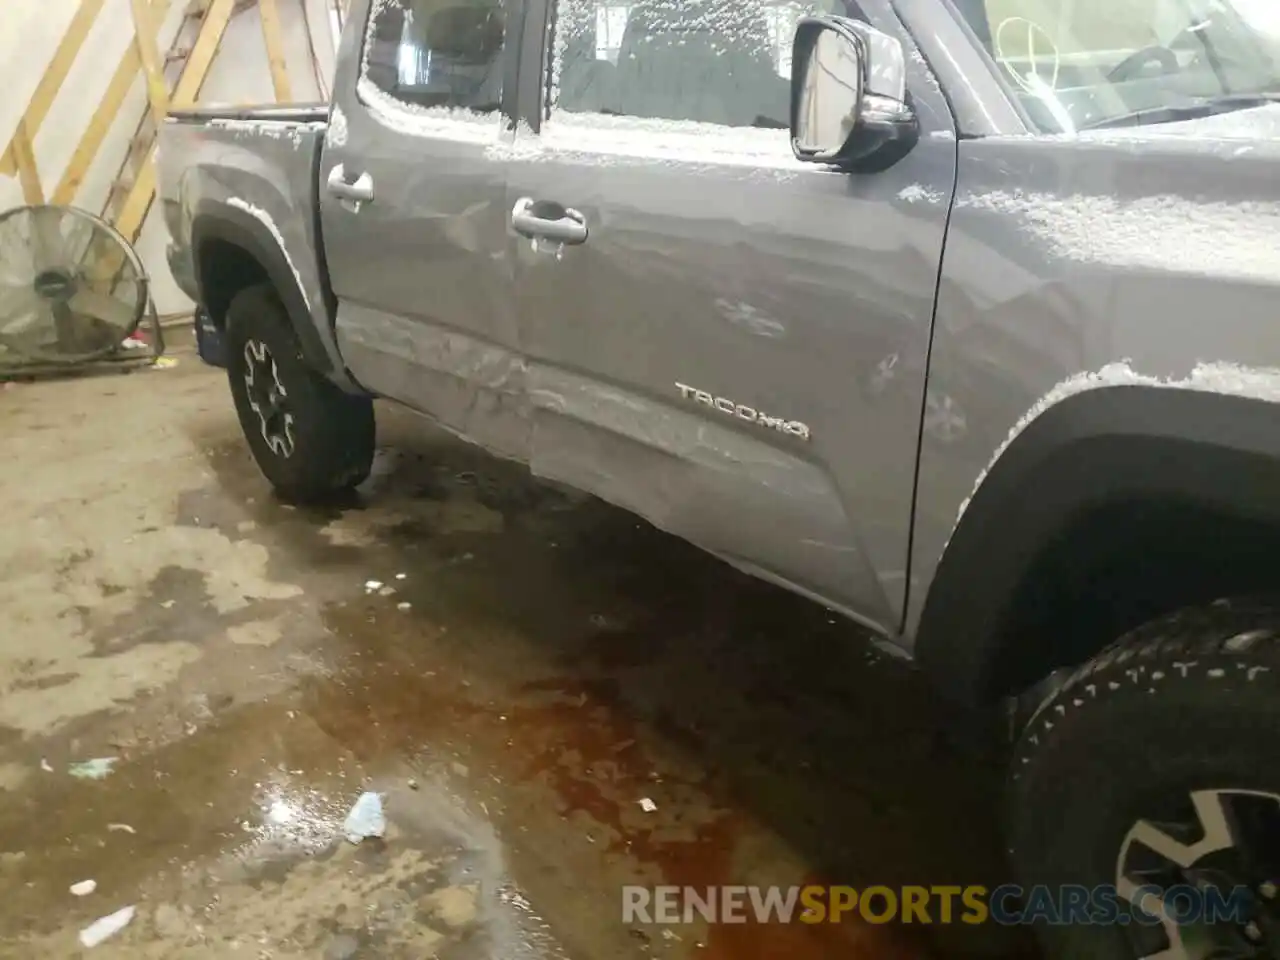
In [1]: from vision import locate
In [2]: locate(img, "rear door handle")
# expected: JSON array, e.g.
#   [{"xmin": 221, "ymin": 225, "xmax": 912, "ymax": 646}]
[
  {"xmin": 326, "ymin": 164, "xmax": 375, "ymax": 203},
  {"xmin": 511, "ymin": 197, "xmax": 587, "ymax": 245}
]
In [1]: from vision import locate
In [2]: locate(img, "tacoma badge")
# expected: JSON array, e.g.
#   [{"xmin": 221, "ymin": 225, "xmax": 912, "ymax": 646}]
[{"xmin": 675, "ymin": 383, "xmax": 811, "ymax": 441}]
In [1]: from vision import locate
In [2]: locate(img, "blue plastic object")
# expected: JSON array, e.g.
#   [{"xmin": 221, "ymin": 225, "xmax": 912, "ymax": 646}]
[{"xmin": 194, "ymin": 307, "xmax": 226, "ymax": 368}]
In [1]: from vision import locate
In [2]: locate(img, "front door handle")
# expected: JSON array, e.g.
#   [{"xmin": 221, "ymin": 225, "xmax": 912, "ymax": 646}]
[
  {"xmin": 326, "ymin": 164, "xmax": 375, "ymax": 203},
  {"xmin": 511, "ymin": 197, "xmax": 588, "ymax": 245}
]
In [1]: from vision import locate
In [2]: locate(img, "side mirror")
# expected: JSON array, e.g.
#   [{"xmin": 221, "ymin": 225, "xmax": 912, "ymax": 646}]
[{"xmin": 790, "ymin": 16, "xmax": 917, "ymax": 170}]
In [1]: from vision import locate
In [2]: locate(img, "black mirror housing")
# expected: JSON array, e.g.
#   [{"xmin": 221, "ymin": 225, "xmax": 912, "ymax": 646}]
[{"xmin": 790, "ymin": 16, "xmax": 918, "ymax": 171}]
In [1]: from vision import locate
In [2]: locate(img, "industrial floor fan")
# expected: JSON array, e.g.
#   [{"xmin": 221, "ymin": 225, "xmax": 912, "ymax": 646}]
[{"xmin": 0, "ymin": 204, "xmax": 163, "ymax": 376}]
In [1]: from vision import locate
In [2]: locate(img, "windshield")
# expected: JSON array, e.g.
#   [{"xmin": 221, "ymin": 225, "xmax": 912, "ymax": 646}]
[{"xmin": 951, "ymin": 0, "xmax": 1280, "ymax": 131}]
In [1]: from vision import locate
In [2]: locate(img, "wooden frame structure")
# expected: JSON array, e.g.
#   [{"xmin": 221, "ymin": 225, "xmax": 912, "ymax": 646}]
[{"xmin": 0, "ymin": 0, "xmax": 316, "ymax": 244}]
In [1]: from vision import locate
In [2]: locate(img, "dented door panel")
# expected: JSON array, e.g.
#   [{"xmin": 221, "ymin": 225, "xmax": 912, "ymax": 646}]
[{"xmin": 507, "ymin": 0, "xmax": 957, "ymax": 631}]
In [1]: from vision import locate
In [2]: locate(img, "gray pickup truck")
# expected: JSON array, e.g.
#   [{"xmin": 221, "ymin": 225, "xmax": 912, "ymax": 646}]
[{"xmin": 160, "ymin": 0, "xmax": 1280, "ymax": 953}]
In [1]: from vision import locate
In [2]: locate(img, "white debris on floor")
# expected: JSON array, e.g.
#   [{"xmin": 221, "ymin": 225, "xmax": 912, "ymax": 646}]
[
  {"xmin": 68, "ymin": 758, "xmax": 117, "ymax": 780},
  {"xmin": 342, "ymin": 791, "xmax": 386, "ymax": 844},
  {"xmin": 78, "ymin": 905, "xmax": 135, "ymax": 947}
]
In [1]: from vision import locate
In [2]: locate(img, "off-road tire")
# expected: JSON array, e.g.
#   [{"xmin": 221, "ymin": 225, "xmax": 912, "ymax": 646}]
[
  {"xmin": 225, "ymin": 284, "xmax": 373, "ymax": 501},
  {"xmin": 1008, "ymin": 598, "xmax": 1280, "ymax": 959}
]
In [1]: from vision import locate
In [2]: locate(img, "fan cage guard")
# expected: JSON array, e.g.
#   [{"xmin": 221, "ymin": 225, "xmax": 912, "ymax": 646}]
[{"xmin": 0, "ymin": 204, "xmax": 164, "ymax": 376}]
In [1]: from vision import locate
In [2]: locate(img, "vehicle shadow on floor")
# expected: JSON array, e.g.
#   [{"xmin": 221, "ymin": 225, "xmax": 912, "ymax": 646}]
[{"xmin": 195, "ymin": 406, "xmax": 1041, "ymax": 960}]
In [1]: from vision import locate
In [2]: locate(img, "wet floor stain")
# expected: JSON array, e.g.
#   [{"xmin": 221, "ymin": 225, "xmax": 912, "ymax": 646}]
[{"xmin": 0, "ymin": 345, "xmax": 1038, "ymax": 959}]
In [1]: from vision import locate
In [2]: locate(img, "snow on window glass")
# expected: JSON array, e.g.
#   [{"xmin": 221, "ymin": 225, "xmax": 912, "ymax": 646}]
[
  {"xmin": 549, "ymin": 0, "xmax": 836, "ymax": 130},
  {"xmin": 362, "ymin": 0, "xmax": 508, "ymax": 119}
]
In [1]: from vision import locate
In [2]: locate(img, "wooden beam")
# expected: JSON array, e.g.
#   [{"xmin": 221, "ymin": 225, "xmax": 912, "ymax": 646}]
[
  {"xmin": 258, "ymin": 0, "xmax": 294, "ymax": 103},
  {"xmin": 0, "ymin": 0, "xmax": 107, "ymax": 175},
  {"xmin": 11, "ymin": 120, "xmax": 45, "ymax": 205},
  {"xmin": 104, "ymin": 118, "xmax": 156, "ymax": 223},
  {"xmin": 170, "ymin": 0, "xmax": 235, "ymax": 107},
  {"xmin": 130, "ymin": 0, "xmax": 171, "ymax": 126},
  {"xmin": 105, "ymin": 0, "xmax": 175, "ymax": 222},
  {"xmin": 114, "ymin": 152, "xmax": 157, "ymax": 243},
  {"xmin": 115, "ymin": 0, "xmax": 235, "ymax": 241},
  {"xmin": 54, "ymin": 0, "xmax": 171, "ymax": 206},
  {"xmin": 51, "ymin": 4, "xmax": 162, "ymax": 205}
]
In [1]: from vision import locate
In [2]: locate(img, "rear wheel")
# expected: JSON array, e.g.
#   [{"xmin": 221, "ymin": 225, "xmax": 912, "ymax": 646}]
[
  {"xmin": 225, "ymin": 284, "xmax": 373, "ymax": 501},
  {"xmin": 1008, "ymin": 599, "xmax": 1280, "ymax": 959}
]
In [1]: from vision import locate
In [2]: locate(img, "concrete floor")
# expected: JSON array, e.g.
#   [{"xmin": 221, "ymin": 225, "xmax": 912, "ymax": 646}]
[{"xmin": 0, "ymin": 336, "xmax": 1038, "ymax": 959}]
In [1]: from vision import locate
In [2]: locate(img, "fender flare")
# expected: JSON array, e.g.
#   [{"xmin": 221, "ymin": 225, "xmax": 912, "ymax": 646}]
[
  {"xmin": 191, "ymin": 203, "xmax": 334, "ymax": 375},
  {"xmin": 915, "ymin": 385, "xmax": 1280, "ymax": 705}
]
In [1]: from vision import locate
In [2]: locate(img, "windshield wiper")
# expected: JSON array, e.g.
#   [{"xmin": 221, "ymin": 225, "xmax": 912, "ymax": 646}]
[{"xmin": 1081, "ymin": 92, "xmax": 1280, "ymax": 130}]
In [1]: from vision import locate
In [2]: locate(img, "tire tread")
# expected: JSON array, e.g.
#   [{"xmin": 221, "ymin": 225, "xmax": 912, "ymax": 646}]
[
  {"xmin": 1016, "ymin": 597, "xmax": 1280, "ymax": 776},
  {"xmin": 224, "ymin": 284, "xmax": 374, "ymax": 501}
]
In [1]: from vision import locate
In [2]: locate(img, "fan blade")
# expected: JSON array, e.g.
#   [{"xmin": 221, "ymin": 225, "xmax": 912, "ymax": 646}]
[
  {"xmin": 0, "ymin": 301, "xmax": 51, "ymax": 338},
  {"xmin": 67, "ymin": 286, "xmax": 141, "ymax": 333},
  {"xmin": 63, "ymin": 214, "xmax": 98, "ymax": 268},
  {"xmin": 0, "ymin": 221, "xmax": 37, "ymax": 287},
  {"xmin": 0, "ymin": 281, "xmax": 47, "ymax": 335},
  {"xmin": 33, "ymin": 206, "xmax": 94, "ymax": 268},
  {"xmin": 30, "ymin": 207, "xmax": 67, "ymax": 267}
]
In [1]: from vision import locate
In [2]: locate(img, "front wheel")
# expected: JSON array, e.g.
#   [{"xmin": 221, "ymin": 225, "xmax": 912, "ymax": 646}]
[
  {"xmin": 1008, "ymin": 599, "xmax": 1280, "ymax": 959},
  {"xmin": 225, "ymin": 284, "xmax": 374, "ymax": 501}
]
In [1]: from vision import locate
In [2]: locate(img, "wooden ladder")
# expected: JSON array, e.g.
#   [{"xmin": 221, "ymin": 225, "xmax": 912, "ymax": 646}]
[
  {"xmin": 103, "ymin": 0, "xmax": 241, "ymax": 243},
  {"xmin": 1, "ymin": 0, "xmax": 297, "ymax": 245}
]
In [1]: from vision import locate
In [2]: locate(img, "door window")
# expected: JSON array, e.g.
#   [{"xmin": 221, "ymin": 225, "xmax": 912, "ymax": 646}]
[
  {"xmin": 362, "ymin": 0, "xmax": 509, "ymax": 114},
  {"xmin": 549, "ymin": 0, "xmax": 849, "ymax": 129}
]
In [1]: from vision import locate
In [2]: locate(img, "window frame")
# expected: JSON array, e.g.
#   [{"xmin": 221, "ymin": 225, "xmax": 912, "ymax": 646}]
[
  {"xmin": 514, "ymin": 0, "xmax": 974, "ymax": 150},
  {"xmin": 534, "ymin": 0, "xmax": 815, "ymax": 142},
  {"xmin": 354, "ymin": 0, "xmax": 528, "ymax": 133},
  {"xmin": 898, "ymin": 0, "xmax": 1032, "ymax": 137}
]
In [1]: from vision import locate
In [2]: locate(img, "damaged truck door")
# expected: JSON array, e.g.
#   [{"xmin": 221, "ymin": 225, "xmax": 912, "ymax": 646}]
[
  {"xmin": 505, "ymin": 0, "xmax": 957, "ymax": 632},
  {"xmin": 321, "ymin": 0, "xmax": 529, "ymax": 459}
]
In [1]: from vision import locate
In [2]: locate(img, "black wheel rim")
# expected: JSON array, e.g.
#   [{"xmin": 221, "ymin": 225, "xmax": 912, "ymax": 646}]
[
  {"xmin": 243, "ymin": 339, "xmax": 296, "ymax": 459},
  {"xmin": 1117, "ymin": 789, "xmax": 1280, "ymax": 959}
]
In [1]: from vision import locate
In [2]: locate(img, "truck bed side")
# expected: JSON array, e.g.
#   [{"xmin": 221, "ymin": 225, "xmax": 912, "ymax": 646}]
[{"xmin": 158, "ymin": 104, "xmax": 353, "ymax": 383}]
